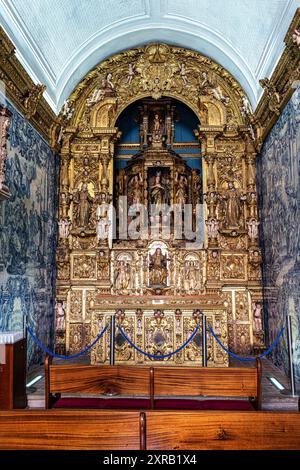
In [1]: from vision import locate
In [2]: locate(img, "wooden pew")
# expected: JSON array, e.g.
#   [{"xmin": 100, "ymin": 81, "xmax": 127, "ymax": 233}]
[
  {"xmin": 0, "ymin": 410, "xmax": 143, "ymax": 450},
  {"xmin": 0, "ymin": 410, "xmax": 299, "ymax": 450},
  {"xmin": 45, "ymin": 356, "xmax": 151, "ymax": 408},
  {"xmin": 45, "ymin": 356, "xmax": 261, "ymax": 410},
  {"xmin": 145, "ymin": 410, "xmax": 300, "ymax": 450}
]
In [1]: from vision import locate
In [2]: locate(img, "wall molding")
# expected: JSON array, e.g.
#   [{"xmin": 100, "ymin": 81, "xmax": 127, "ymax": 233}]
[
  {"xmin": 0, "ymin": 26, "xmax": 56, "ymax": 144},
  {"xmin": 254, "ymin": 8, "xmax": 300, "ymax": 148}
]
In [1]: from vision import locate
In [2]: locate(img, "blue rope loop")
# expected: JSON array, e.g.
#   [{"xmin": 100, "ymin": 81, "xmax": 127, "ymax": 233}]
[
  {"xmin": 27, "ymin": 323, "xmax": 109, "ymax": 360},
  {"xmin": 117, "ymin": 323, "xmax": 199, "ymax": 359},
  {"xmin": 208, "ymin": 323, "xmax": 285, "ymax": 362}
]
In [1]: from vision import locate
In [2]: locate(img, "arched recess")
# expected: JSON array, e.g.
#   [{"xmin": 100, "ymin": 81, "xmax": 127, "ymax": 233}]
[{"xmin": 55, "ymin": 43, "xmax": 263, "ymax": 362}]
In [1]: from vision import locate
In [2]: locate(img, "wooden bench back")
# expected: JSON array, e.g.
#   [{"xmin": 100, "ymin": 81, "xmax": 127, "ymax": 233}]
[
  {"xmin": 145, "ymin": 410, "xmax": 300, "ymax": 450},
  {"xmin": 45, "ymin": 358, "xmax": 151, "ymax": 407},
  {"xmin": 0, "ymin": 410, "xmax": 142, "ymax": 450},
  {"xmin": 0, "ymin": 410, "xmax": 299, "ymax": 450},
  {"xmin": 153, "ymin": 366, "xmax": 259, "ymax": 397}
]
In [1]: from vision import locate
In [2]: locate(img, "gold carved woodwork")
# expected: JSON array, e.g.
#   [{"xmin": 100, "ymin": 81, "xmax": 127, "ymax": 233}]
[
  {"xmin": 87, "ymin": 308, "xmax": 228, "ymax": 366},
  {"xmin": 0, "ymin": 27, "xmax": 56, "ymax": 143},
  {"xmin": 221, "ymin": 254, "xmax": 247, "ymax": 281},
  {"xmin": 56, "ymin": 43, "xmax": 263, "ymax": 363},
  {"xmin": 72, "ymin": 254, "xmax": 97, "ymax": 280},
  {"xmin": 0, "ymin": 104, "xmax": 11, "ymax": 200}
]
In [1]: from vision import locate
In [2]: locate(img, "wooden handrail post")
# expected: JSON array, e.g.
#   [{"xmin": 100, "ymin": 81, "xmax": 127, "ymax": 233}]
[
  {"xmin": 139, "ymin": 412, "xmax": 146, "ymax": 450},
  {"xmin": 150, "ymin": 367, "xmax": 154, "ymax": 410},
  {"xmin": 255, "ymin": 357, "xmax": 262, "ymax": 410}
]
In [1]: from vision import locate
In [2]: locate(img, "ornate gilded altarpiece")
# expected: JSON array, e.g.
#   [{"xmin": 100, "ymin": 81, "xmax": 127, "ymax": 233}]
[{"xmin": 55, "ymin": 44, "xmax": 264, "ymax": 365}]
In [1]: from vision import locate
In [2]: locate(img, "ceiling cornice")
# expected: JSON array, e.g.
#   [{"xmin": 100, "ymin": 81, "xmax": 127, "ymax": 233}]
[
  {"xmin": 0, "ymin": 25, "xmax": 56, "ymax": 143},
  {"xmin": 254, "ymin": 8, "xmax": 300, "ymax": 148}
]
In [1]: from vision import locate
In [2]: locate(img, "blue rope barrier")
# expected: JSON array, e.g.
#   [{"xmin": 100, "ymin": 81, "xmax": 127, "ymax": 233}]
[
  {"xmin": 27, "ymin": 323, "xmax": 109, "ymax": 360},
  {"xmin": 117, "ymin": 323, "xmax": 199, "ymax": 359},
  {"xmin": 208, "ymin": 323, "xmax": 285, "ymax": 362}
]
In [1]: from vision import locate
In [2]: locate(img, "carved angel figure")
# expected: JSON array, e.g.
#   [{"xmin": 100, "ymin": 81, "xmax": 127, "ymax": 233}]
[
  {"xmin": 206, "ymin": 218, "xmax": 219, "ymax": 239},
  {"xmin": 58, "ymin": 218, "xmax": 71, "ymax": 238},
  {"xmin": 292, "ymin": 29, "xmax": 300, "ymax": 49},
  {"xmin": 56, "ymin": 301, "xmax": 66, "ymax": 331},
  {"xmin": 199, "ymin": 71, "xmax": 230, "ymax": 104},
  {"xmin": 126, "ymin": 63, "xmax": 135, "ymax": 85},
  {"xmin": 252, "ymin": 303, "xmax": 263, "ymax": 332},
  {"xmin": 179, "ymin": 63, "xmax": 188, "ymax": 85},
  {"xmin": 247, "ymin": 218, "xmax": 259, "ymax": 241},
  {"xmin": 241, "ymin": 95, "xmax": 252, "ymax": 116},
  {"xmin": 87, "ymin": 72, "xmax": 115, "ymax": 106}
]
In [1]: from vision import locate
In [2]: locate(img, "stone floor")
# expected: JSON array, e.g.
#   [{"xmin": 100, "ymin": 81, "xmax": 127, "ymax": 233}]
[{"xmin": 26, "ymin": 357, "xmax": 300, "ymax": 410}]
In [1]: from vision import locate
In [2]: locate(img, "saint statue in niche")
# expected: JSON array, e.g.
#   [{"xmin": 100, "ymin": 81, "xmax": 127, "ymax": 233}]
[
  {"xmin": 114, "ymin": 260, "xmax": 131, "ymax": 291},
  {"xmin": 128, "ymin": 173, "xmax": 143, "ymax": 205},
  {"xmin": 73, "ymin": 183, "xmax": 93, "ymax": 228},
  {"xmin": 150, "ymin": 171, "xmax": 166, "ymax": 206},
  {"xmin": 175, "ymin": 173, "xmax": 187, "ymax": 206},
  {"xmin": 151, "ymin": 114, "xmax": 163, "ymax": 143},
  {"xmin": 223, "ymin": 181, "xmax": 246, "ymax": 228},
  {"xmin": 149, "ymin": 247, "xmax": 168, "ymax": 287}
]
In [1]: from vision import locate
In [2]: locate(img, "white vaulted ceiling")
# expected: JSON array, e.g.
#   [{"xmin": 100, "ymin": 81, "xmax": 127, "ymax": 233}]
[{"xmin": 0, "ymin": 0, "xmax": 299, "ymax": 113}]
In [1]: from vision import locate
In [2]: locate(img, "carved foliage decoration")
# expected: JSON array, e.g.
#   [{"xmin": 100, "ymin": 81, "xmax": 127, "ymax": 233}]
[{"xmin": 65, "ymin": 44, "xmax": 247, "ymax": 130}]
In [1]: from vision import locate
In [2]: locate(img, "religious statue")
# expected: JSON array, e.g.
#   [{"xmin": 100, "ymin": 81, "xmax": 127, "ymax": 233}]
[
  {"xmin": 253, "ymin": 303, "xmax": 263, "ymax": 332},
  {"xmin": 96, "ymin": 195, "xmax": 111, "ymax": 242},
  {"xmin": 204, "ymin": 191, "xmax": 218, "ymax": 218},
  {"xmin": 114, "ymin": 260, "xmax": 131, "ymax": 291},
  {"xmin": 128, "ymin": 173, "xmax": 143, "ymax": 205},
  {"xmin": 56, "ymin": 301, "xmax": 66, "ymax": 331},
  {"xmin": 222, "ymin": 181, "xmax": 246, "ymax": 228},
  {"xmin": 247, "ymin": 191, "xmax": 258, "ymax": 219},
  {"xmin": 150, "ymin": 171, "xmax": 166, "ymax": 206},
  {"xmin": 73, "ymin": 183, "xmax": 93, "ymax": 228},
  {"xmin": 96, "ymin": 215, "xmax": 110, "ymax": 242},
  {"xmin": 149, "ymin": 248, "xmax": 168, "ymax": 287},
  {"xmin": 247, "ymin": 218, "xmax": 259, "ymax": 242},
  {"xmin": 175, "ymin": 173, "xmax": 187, "ymax": 206},
  {"xmin": 58, "ymin": 218, "xmax": 71, "ymax": 238},
  {"xmin": 151, "ymin": 114, "xmax": 163, "ymax": 143},
  {"xmin": 184, "ymin": 261, "xmax": 199, "ymax": 291}
]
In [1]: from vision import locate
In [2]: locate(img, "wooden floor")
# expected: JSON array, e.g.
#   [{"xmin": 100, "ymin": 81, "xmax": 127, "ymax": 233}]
[{"xmin": 26, "ymin": 357, "xmax": 299, "ymax": 410}]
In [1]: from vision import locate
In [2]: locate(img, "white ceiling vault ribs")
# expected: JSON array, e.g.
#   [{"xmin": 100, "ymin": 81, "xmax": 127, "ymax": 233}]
[{"xmin": 0, "ymin": 0, "xmax": 299, "ymax": 114}]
